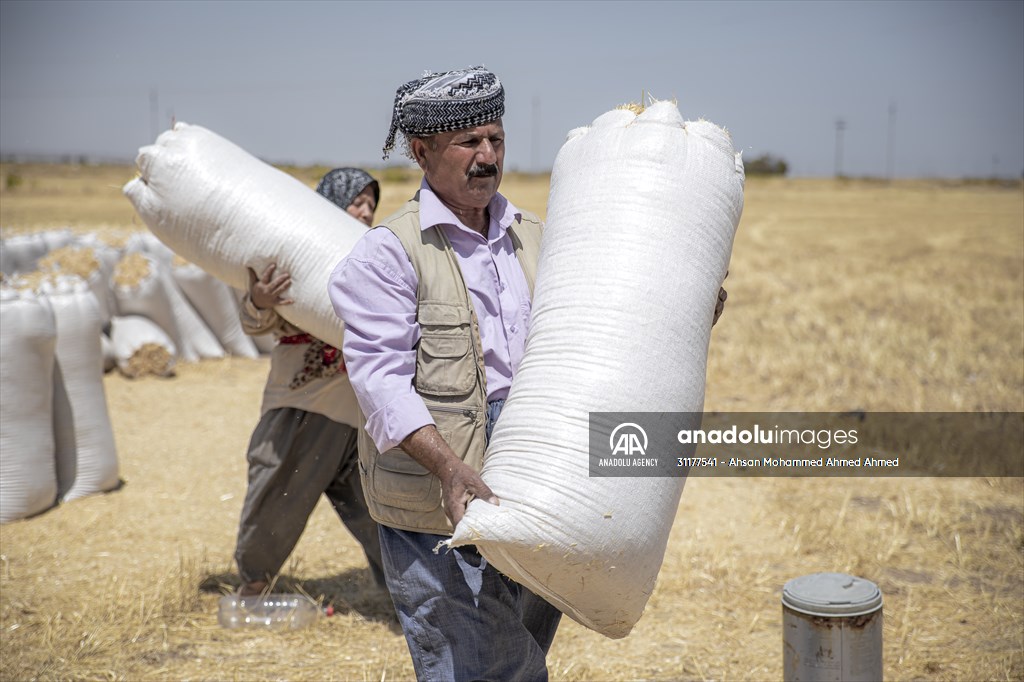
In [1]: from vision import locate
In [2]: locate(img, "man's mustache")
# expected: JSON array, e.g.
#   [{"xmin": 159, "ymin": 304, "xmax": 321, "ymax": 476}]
[{"xmin": 468, "ymin": 163, "xmax": 499, "ymax": 178}]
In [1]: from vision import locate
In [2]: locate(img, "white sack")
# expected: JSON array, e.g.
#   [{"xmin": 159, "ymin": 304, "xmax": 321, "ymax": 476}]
[
  {"xmin": 112, "ymin": 252, "xmax": 224, "ymax": 362},
  {"xmin": 450, "ymin": 102, "xmax": 745, "ymax": 639},
  {"xmin": 172, "ymin": 261, "xmax": 259, "ymax": 358},
  {"xmin": 81, "ymin": 257, "xmax": 115, "ymax": 329},
  {"xmin": 38, "ymin": 244, "xmax": 116, "ymax": 328},
  {"xmin": 71, "ymin": 233, "xmax": 122, "ymax": 273},
  {"xmin": 162, "ymin": 268, "xmax": 225, "ymax": 360},
  {"xmin": 123, "ymin": 231, "xmax": 175, "ymax": 270},
  {"xmin": 0, "ymin": 232, "xmax": 49, "ymax": 275},
  {"xmin": 0, "ymin": 286, "xmax": 58, "ymax": 523},
  {"xmin": 122, "ymin": 122, "xmax": 367, "ymax": 349},
  {"xmin": 251, "ymin": 331, "xmax": 276, "ymax": 355},
  {"xmin": 1, "ymin": 229, "xmax": 76, "ymax": 275},
  {"xmin": 0, "ymin": 240, "xmax": 12, "ymax": 276},
  {"xmin": 112, "ymin": 252, "xmax": 179, "ymax": 349},
  {"xmin": 41, "ymin": 229, "xmax": 76, "ymax": 254},
  {"xmin": 72, "ymin": 234, "xmax": 124, "ymax": 326},
  {"xmin": 109, "ymin": 315, "xmax": 177, "ymax": 378},
  {"xmin": 41, "ymin": 276, "xmax": 120, "ymax": 502}
]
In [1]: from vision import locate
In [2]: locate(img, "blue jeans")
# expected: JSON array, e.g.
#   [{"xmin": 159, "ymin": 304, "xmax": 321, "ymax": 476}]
[{"xmin": 379, "ymin": 399, "xmax": 562, "ymax": 681}]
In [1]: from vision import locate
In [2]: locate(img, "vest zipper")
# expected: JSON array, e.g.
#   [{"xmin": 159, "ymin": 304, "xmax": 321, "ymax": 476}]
[{"xmin": 429, "ymin": 405, "xmax": 479, "ymax": 421}]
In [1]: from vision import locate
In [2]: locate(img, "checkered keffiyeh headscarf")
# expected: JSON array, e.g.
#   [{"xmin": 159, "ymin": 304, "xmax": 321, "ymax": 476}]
[
  {"xmin": 315, "ymin": 168, "xmax": 380, "ymax": 210},
  {"xmin": 382, "ymin": 66, "xmax": 505, "ymax": 160}
]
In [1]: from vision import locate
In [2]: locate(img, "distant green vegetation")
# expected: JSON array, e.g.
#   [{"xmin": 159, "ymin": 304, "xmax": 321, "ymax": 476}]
[{"xmin": 743, "ymin": 154, "xmax": 788, "ymax": 176}]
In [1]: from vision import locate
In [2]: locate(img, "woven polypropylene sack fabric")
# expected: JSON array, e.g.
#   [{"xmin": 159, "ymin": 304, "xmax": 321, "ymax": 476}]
[
  {"xmin": 109, "ymin": 315, "xmax": 177, "ymax": 378},
  {"xmin": 38, "ymin": 243, "xmax": 116, "ymax": 329},
  {"xmin": 172, "ymin": 262, "xmax": 258, "ymax": 358},
  {"xmin": 42, "ymin": 277, "xmax": 120, "ymax": 503},
  {"xmin": 71, "ymin": 234, "xmax": 127, "ymax": 326},
  {"xmin": 449, "ymin": 102, "xmax": 745, "ymax": 639},
  {"xmin": 161, "ymin": 268, "xmax": 224, "ymax": 360},
  {"xmin": 112, "ymin": 253, "xmax": 181, "ymax": 353},
  {"xmin": 0, "ymin": 287, "xmax": 58, "ymax": 523},
  {"xmin": 0, "ymin": 229, "xmax": 74, "ymax": 276},
  {"xmin": 112, "ymin": 252, "xmax": 223, "ymax": 361},
  {"xmin": 123, "ymin": 122, "xmax": 367, "ymax": 349},
  {"xmin": 124, "ymin": 232, "xmax": 175, "ymax": 270}
]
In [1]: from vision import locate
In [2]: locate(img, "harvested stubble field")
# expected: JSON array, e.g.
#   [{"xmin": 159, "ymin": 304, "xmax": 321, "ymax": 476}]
[{"xmin": 1, "ymin": 162, "xmax": 1022, "ymax": 681}]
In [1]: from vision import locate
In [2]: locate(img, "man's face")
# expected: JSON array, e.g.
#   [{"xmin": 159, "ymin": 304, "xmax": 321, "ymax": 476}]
[{"xmin": 412, "ymin": 119, "xmax": 505, "ymax": 213}]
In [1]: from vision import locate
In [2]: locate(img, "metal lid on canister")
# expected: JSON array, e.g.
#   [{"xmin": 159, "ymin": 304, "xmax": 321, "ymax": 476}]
[{"xmin": 782, "ymin": 572, "xmax": 883, "ymax": 617}]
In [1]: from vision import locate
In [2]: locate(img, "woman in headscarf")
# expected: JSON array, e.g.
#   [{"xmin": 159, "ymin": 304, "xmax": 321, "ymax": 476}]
[
  {"xmin": 316, "ymin": 167, "xmax": 380, "ymax": 227},
  {"xmin": 233, "ymin": 168, "xmax": 384, "ymax": 596}
]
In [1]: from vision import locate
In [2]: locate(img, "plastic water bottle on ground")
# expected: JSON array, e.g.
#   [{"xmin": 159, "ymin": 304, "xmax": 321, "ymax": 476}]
[{"xmin": 217, "ymin": 593, "xmax": 321, "ymax": 630}]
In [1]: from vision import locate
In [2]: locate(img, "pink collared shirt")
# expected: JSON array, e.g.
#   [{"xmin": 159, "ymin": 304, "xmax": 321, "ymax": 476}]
[{"xmin": 329, "ymin": 181, "xmax": 533, "ymax": 453}]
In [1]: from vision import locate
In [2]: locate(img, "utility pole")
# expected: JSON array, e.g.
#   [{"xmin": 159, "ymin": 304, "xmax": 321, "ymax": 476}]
[
  {"xmin": 531, "ymin": 95, "xmax": 541, "ymax": 174},
  {"xmin": 886, "ymin": 101, "xmax": 896, "ymax": 182},
  {"xmin": 834, "ymin": 118, "xmax": 846, "ymax": 178},
  {"xmin": 150, "ymin": 88, "xmax": 159, "ymax": 141}
]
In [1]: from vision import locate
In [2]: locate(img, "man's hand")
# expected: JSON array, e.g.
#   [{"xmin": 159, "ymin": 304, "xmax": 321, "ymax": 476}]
[
  {"xmin": 712, "ymin": 271, "xmax": 728, "ymax": 327},
  {"xmin": 248, "ymin": 263, "xmax": 295, "ymax": 310},
  {"xmin": 438, "ymin": 457, "xmax": 499, "ymax": 527},
  {"xmin": 400, "ymin": 425, "xmax": 499, "ymax": 527}
]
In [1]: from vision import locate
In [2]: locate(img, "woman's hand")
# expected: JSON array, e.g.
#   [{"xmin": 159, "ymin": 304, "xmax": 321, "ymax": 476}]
[{"xmin": 248, "ymin": 263, "xmax": 294, "ymax": 310}]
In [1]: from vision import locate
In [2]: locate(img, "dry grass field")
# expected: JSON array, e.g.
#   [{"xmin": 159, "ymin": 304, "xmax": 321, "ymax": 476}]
[{"xmin": 0, "ymin": 162, "xmax": 1021, "ymax": 681}]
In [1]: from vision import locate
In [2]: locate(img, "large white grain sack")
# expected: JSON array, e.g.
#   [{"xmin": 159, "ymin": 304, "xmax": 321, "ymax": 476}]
[
  {"xmin": 72, "ymin": 233, "xmax": 123, "ymax": 273},
  {"xmin": 123, "ymin": 122, "xmax": 367, "ymax": 349},
  {"xmin": 0, "ymin": 286, "xmax": 59, "ymax": 523},
  {"xmin": 450, "ymin": 102, "xmax": 745, "ymax": 639},
  {"xmin": 112, "ymin": 252, "xmax": 178, "ymax": 344},
  {"xmin": 41, "ymin": 228, "xmax": 76, "ymax": 254},
  {"xmin": 0, "ymin": 229, "xmax": 75, "ymax": 275},
  {"xmin": 112, "ymin": 252, "xmax": 223, "ymax": 362},
  {"xmin": 172, "ymin": 261, "xmax": 259, "ymax": 358},
  {"xmin": 42, "ymin": 276, "xmax": 120, "ymax": 502},
  {"xmin": 161, "ymin": 267, "xmax": 225, "ymax": 360},
  {"xmin": 71, "ymin": 234, "xmax": 124, "ymax": 325},
  {"xmin": 0, "ymin": 232, "xmax": 49, "ymax": 275},
  {"xmin": 251, "ymin": 331, "xmax": 276, "ymax": 355},
  {"xmin": 37, "ymin": 245, "xmax": 115, "ymax": 328},
  {"xmin": 0, "ymin": 240, "xmax": 13, "ymax": 275},
  {"xmin": 123, "ymin": 231, "xmax": 175, "ymax": 270},
  {"xmin": 109, "ymin": 315, "xmax": 177, "ymax": 378}
]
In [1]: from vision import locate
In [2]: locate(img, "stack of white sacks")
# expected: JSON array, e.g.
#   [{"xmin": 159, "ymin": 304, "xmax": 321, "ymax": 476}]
[
  {"xmin": 0, "ymin": 229, "xmax": 270, "ymax": 523},
  {"xmin": 2, "ymin": 120, "xmax": 364, "ymax": 524}
]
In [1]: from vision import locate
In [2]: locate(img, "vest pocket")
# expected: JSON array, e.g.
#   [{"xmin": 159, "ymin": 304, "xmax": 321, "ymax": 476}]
[
  {"xmin": 416, "ymin": 301, "xmax": 476, "ymax": 396},
  {"xmin": 371, "ymin": 442, "xmax": 444, "ymax": 512}
]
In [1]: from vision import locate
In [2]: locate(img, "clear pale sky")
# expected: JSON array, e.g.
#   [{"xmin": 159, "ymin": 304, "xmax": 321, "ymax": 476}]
[{"xmin": 1, "ymin": 0, "xmax": 1022, "ymax": 178}]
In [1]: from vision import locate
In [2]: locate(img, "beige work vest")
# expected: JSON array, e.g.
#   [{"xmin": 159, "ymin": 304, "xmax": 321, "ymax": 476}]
[{"xmin": 357, "ymin": 195, "xmax": 542, "ymax": 534}]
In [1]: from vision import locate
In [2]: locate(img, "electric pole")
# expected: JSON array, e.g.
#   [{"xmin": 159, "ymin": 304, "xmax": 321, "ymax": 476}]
[
  {"xmin": 835, "ymin": 118, "xmax": 846, "ymax": 178},
  {"xmin": 532, "ymin": 95, "xmax": 541, "ymax": 174},
  {"xmin": 150, "ymin": 88, "xmax": 159, "ymax": 141},
  {"xmin": 886, "ymin": 101, "xmax": 896, "ymax": 182}
]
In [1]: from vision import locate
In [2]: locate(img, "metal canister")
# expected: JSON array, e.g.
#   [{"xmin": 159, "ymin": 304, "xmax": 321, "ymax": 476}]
[{"xmin": 782, "ymin": 572, "xmax": 883, "ymax": 681}]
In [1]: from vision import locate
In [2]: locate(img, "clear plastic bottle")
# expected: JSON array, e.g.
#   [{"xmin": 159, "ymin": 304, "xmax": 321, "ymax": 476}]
[{"xmin": 217, "ymin": 593, "xmax": 321, "ymax": 630}]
